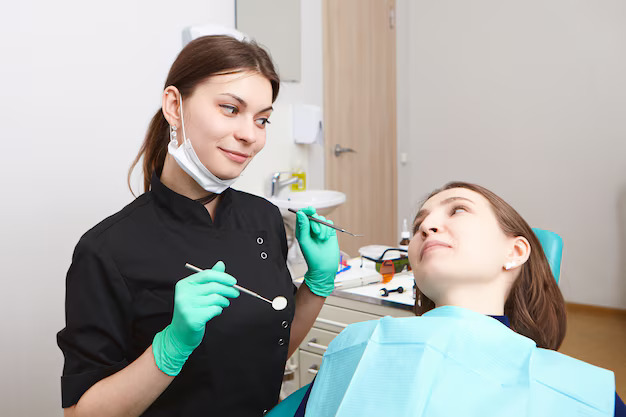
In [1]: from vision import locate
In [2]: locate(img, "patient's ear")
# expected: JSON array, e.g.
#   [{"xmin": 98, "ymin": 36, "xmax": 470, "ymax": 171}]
[{"xmin": 503, "ymin": 236, "xmax": 531, "ymax": 272}]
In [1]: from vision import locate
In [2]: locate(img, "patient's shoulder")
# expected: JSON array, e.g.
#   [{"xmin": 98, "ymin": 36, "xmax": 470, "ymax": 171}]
[
  {"xmin": 532, "ymin": 348, "xmax": 615, "ymax": 413},
  {"xmin": 325, "ymin": 319, "xmax": 381, "ymax": 354}
]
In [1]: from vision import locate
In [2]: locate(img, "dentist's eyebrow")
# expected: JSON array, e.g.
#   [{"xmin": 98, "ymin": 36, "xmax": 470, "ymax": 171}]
[
  {"xmin": 412, "ymin": 196, "xmax": 475, "ymax": 234},
  {"xmin": 219, "ymin": 93, "xmax": 273, "ymax": 113}
]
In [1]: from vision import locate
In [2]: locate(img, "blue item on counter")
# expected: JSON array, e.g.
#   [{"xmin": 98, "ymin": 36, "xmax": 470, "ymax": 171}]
[{"xmin": 337, "ymin": 264, "xmax": 351, "ymax": 274}]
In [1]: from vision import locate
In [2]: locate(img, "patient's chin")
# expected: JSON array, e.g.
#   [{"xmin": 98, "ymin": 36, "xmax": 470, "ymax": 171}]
[
  {"xmin": 416, "ymin": 258, "xmax": 455, "ymax": 278},
  {"xmin": 415, "ymin": 266, "xmax": 471, "ymax": 292}
]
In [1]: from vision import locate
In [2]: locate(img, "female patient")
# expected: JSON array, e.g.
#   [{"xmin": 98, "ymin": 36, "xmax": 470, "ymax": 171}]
[{"xmin": 273, "ymin": 182, "xmax": 624, "ymax": 417}]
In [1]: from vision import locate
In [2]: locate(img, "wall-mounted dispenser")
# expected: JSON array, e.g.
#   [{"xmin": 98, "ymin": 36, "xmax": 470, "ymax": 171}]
[{"xmin": 292, "ymin": 104, "xmax": 323, "ymax": 145}]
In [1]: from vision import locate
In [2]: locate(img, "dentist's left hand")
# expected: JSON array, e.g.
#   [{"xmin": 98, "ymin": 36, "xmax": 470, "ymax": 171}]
[{"xmin": 296, "ymin": 207, "xmax": 340, "ymax": 297}]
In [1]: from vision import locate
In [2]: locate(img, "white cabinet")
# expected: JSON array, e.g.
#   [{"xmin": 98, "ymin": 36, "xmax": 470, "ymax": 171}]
[
  {"xmin": 299, "ymin": 350, "xmax": 321, "ymax": 386},
  {"xmin": 293, "ymin": 294, "xmax": 414, "ymax": 390}
]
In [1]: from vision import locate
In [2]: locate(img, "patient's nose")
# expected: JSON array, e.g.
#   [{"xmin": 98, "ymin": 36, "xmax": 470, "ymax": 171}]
[{"xmin": 421, "ymin": 226, "xmax": 438, "ymax": 238}]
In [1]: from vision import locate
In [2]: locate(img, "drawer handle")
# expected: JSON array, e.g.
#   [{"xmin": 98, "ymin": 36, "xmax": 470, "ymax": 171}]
[
  {"xmin": 307, "ymin": 338, "xmax": 328, "ymax": 351},
  {"xmin": 307, "ymin": 365, "xmax": 319, "ymax": 375},
  {"xmin": 316, "ymin": 317, "xmax": 348, "ymax": 329}
]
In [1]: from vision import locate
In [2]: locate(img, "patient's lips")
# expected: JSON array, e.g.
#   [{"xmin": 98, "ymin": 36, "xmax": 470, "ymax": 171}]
[{"xmin": 420, "ymin": 239, "xmax": 452, "ymax": 260}]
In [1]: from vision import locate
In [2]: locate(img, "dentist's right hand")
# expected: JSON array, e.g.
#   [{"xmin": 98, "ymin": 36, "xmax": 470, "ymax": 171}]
[{"xmin": 152, "ymin": 261, "xmax": 239, "ymax": 376}]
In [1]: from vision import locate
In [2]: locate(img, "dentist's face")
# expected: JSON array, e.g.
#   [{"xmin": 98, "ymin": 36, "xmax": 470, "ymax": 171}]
[
  {"xmin": 180, "ymin": 71, "xmax": 273, "ymax": 180},
  {"xmin": 408, "ymin": 188, "xmax": 510, "ymax": 300}
]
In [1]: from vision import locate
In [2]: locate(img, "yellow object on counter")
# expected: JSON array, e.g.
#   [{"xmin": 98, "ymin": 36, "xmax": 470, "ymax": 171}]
[{"xmin": 291, "ymin": 171, "xmax": 306, "ymax": 191}]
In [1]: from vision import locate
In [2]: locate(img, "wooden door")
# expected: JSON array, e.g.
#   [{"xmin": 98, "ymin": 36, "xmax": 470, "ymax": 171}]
[{"xmin": 323, "ymin": 0, "xmax": 398, "ymax": 256}]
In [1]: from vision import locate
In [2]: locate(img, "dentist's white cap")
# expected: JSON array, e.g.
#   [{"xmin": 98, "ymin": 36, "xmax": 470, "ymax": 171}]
[{"xmin": 182, "ymin": 24, "xmax": 247, "ymax": 47}]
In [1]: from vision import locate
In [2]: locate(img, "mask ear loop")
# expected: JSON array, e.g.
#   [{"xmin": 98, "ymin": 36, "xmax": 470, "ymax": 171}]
[
  {"xmin": 166, "ymin": 91, "xmax": 179, "ymax": 146},
  {"xmin": 179, "ymin": 95, "xmax": 189, "ymax": 145},
  {"xmin": 178, "ymin": 94, "xmax": 218, "ymax": 204}
]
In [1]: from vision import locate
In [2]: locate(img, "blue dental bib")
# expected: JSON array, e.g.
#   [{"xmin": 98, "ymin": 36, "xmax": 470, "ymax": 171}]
[{"xmin": 305, "ymin": 306, "xmax": 615, "ymax": 417}]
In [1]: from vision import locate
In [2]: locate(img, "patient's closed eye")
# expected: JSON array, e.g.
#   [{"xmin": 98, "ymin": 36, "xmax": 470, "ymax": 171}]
[{"xmin": 451, "ymin": 205, "xmax": 467, "ymax": 215}]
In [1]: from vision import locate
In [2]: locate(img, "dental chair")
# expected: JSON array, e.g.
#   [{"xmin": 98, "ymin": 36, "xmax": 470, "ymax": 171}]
[
  {"xmin": 532, "ymin": 228, "xmax": 563, "ymax": 284},
  {"xmin": 266, "ymin": 228, "xmax": 564, "ymax": 416}
]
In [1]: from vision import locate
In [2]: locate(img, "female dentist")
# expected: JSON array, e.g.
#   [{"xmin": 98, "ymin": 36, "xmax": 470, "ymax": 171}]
[{"xmin": 57, "ymin": 35, "xmax": 339, "ymax": 417}]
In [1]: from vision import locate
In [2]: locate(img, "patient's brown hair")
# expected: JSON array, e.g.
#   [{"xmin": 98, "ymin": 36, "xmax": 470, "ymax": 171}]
[{"xmin": 413, "ymin": 182, "xmax": 567, "ymax": 350}]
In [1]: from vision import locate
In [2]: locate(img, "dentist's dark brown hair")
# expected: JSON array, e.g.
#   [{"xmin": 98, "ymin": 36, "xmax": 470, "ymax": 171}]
[
  {"xmin": 128, "ymin": 35, "xmax": 280, "ymax": 194},
  {"xmin": 413, "ymin": 182, "xmax": 566, "ymax": 350}
]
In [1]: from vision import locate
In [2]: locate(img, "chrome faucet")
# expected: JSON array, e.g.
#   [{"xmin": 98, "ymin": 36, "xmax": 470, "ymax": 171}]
[{"xmin": 271, "ymin": 172, "xmax": 301, "ymax": 197}]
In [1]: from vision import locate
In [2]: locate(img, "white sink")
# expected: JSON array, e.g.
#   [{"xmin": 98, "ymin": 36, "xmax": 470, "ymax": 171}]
[
  {"xmin": 269, "ymin": 189, "xmax": 346, "ymax": 216},
  {"xmin": 269, "ymin": 190, "xmax": 346, "ymax": 270}
]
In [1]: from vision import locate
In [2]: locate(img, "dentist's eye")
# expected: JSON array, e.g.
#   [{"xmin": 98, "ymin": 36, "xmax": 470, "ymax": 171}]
[
  {"xmin": 255, "ymin": 117, "xmax": 271, "ymax": 128},
  {"xmin": 219, "ymin": 104, "xmax": 238, "ymax": 115}
]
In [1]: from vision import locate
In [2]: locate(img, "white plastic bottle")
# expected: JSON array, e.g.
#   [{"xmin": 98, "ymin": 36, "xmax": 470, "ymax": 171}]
[{"xmin": 399, "ymin": 218, "xmax": 411, "ymax": 250}]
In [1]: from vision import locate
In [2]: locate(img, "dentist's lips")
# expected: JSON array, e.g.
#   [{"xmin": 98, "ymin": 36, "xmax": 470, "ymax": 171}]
[
  {"xmin": 219, "ymin": 148, "xmax": 250, "ymax": 164},
  {"xmin": 420, "ymin": 240, "xmax": 452, "ymax": 260}
]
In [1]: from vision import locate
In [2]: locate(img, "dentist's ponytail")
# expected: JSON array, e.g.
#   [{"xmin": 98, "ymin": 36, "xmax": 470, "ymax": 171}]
[{"xmin": 128, "ymin": 35, "xmax": 280, "ymax": 195}]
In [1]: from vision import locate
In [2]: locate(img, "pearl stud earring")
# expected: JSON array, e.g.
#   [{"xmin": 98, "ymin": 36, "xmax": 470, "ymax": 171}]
[{"xmin": 504, "ymin": 261, "xmax": 516, "ymax": 270}]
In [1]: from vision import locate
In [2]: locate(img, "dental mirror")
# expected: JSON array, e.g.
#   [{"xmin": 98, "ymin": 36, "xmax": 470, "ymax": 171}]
[
  {"xmin": 185, "ymin": 263, "xmax": 287, "ymax": 311},
  {"xmin": 272, "ymin": 296, "xmax": 288, "ymax": 311}
]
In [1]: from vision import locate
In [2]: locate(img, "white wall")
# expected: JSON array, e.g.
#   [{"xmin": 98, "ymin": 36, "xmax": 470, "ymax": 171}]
[
  {"xmin": 396, "ymin": 0, "xmax": 626, "ymax": 309},
  {"xmin": 0, "ymin": 0, "xmax": 322, "ymax": 415},
  {"xmin": 235, "ymin": 0, "xmax": 325, "ymax": 195}
]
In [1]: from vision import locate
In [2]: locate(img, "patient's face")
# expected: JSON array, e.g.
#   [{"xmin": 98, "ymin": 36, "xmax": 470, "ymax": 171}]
[{"xmin": 408, "ymin": 188, "xmax": 511, "ymax": 300}]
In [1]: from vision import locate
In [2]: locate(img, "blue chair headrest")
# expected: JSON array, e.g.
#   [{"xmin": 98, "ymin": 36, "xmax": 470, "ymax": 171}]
[{"xmin": 531, "ymin": 228, "xmax": 563, "ymax": 284}]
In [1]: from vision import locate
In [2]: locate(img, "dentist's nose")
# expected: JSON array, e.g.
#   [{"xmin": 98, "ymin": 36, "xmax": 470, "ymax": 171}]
[{"xmin": 234, "ymin": 120, "xmax": 257, "ymax": 144}]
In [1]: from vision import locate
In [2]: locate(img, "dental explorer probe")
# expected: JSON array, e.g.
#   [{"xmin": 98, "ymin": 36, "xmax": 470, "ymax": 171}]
[
  {"xmin": 287, "ymin": 208, "xmax": 364, "ymax": 237},
  {"xmin": 184, "ymin": 263, "xmax": 288, "ymax": 311}
]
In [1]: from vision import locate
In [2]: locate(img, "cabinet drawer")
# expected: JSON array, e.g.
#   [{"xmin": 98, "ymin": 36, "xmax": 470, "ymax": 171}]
[
  {"xmin": 299, "ymin": 350, "xmax": 323, "ymax": 386},
  {"xmin": 315, "ymin": 304, "xmax": 379, "ymax": 332},
  {"xmin": 299, "ymin": 327, "xmax": 338, "ymax": 355}
]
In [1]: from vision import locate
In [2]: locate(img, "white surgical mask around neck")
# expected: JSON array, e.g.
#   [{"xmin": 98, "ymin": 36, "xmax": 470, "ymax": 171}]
[{"xmin": 167, "ymin": 95, "xmax": 238, "ymax": 194}]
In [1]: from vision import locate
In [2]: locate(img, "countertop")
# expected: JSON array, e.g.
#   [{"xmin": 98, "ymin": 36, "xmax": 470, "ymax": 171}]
[{"xmin": 293, "ymin": 257, "xmax": 416, "ymax": 312}]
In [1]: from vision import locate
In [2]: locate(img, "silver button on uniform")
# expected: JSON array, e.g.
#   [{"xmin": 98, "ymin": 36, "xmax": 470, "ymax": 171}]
[
  {"xmin": 278, "ymin": 338, "xmax": 285, "ymax": 346},
  {"xmin": 282, "ymin": 320, "xmax": 289, "ymax": 328},
  {"xmin": 257, "ymin": 237, "xmax": 264, "ymax": 244},
  {"xmin": 260, "ymin": 251, "xmax": 268, "ymax": 260}
]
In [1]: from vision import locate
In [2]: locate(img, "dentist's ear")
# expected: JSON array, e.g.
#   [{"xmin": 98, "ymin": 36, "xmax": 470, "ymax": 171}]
[
  {"xmin": 162, "ymin": 86, "xmax": 182, "ymax": 127},
  {"xmin": 504, "ymin": 236, "xmax": 531, "ymax": 272}
]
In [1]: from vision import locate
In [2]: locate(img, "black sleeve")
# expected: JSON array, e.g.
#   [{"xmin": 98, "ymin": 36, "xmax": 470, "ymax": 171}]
[{"xmin": 57, "ymin": 235, "xmax": 133, "ymax": 408}]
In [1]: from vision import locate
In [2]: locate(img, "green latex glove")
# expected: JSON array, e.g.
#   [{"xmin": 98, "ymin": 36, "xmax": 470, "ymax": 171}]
[
  {"xmin": 152, "ymin": 261, "xmax": 239, "ymax": 376},
  {"xmin": 296, "ymin": 206, "xmax": 340, "ymax": 297}
]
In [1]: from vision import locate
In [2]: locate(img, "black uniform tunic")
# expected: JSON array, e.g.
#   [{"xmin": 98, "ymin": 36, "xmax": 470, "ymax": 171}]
[{"xmin": 57, "ymin": 173, "xmax": 296, "ymax": 416}]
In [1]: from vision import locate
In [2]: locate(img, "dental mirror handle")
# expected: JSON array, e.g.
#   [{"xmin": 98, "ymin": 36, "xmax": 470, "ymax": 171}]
[{"xmin": 184, "ymin": 263, "xmax": 273, "ymax": 304}]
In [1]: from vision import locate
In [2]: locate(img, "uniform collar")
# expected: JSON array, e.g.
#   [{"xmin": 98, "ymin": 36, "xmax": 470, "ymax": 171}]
[
  {"xmin": 150, "ymin": 171, "xmax": 233, "ymax": 227},
  {"xmin": 490, "ymin": 315, "xmax": 510, "ymax": 327}
]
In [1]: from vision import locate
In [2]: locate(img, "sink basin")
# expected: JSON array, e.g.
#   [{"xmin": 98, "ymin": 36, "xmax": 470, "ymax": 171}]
[
  {"xmin": 269, "ymin": 189, "xmax": 346, "ymax": 216},
  {"xmin": 270, "ymin": 190, "xmax": 347, "ymax": 268}
]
